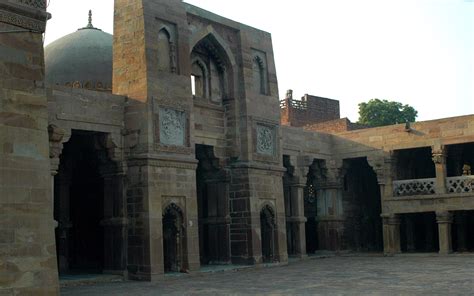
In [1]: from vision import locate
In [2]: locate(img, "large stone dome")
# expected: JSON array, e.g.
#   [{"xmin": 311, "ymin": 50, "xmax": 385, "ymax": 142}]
[{"xmin": 45, "ymin": 11, "xmax": 113, "ymax": 91}]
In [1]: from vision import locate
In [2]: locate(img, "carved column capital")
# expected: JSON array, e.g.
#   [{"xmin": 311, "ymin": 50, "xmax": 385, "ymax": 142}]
[
  {"xmin": 432, "ymin": 150, "xmax": 446, "ymax": 164},
  {"xmin": 436, "ymin": 211, "xmax": 453, "ymax": 224},
  {"xmin": 431, "ymin": 145, "xmax": 446, "ymax": 165},
  {"xmin": 367, "ymin": 152, "xmax": 396, "ymax": 185},
  {"xmin": 48, "ymin": 125, "xmax": 71, "ymax": 175},
  {"xmin": 381, "ymin": 213, "xmax": 400, "ymax": 225}
]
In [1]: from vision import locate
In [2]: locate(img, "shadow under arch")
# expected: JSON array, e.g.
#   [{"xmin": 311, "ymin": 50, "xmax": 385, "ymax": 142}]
[
  {"xmin": 189, "ymin": 25, "xmax": 236, "ymax": 67},
  {"xmin": 260, "ymin": 203, "xmax": 278, "ymax": 263},
  {"xmin": 162, "ymin": 203, "xmax": 186, "ymax": 273},
  {"xmin": 189, "ymin": 25, "xmax": 238, "ymax": 101}
]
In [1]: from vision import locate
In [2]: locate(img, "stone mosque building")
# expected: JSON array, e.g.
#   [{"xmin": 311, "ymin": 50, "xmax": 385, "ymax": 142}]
[{"xmin": 1, "ymin": 0, "xmax": 473, "ymax": 294}]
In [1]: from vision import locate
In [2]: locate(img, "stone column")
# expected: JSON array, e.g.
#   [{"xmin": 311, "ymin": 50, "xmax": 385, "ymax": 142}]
[
  {"xmin": 432, "ymin": 145, "xmax": 447, "ymax": 194},
  {"xmin": 436, "ymin": 211, "xmax": 453, "ymax": 255},
  {"xmin": 367, "ymin": 152, "xmax": 397, "ymax": 201},
  {"xmin": 101, "ymin": 163, "xmax": 128, "ymax": 275},
  {"xmin": 289, "ymin": 183, "xmax": 307, "ymax": 258},
  {"xmin": 381, "ymin": 214, "xmax": 401, "ymax": 255}
]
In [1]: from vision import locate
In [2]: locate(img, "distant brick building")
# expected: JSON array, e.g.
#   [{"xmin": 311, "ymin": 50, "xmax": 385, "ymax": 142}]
[{"xmin": 280, "ymin": 90, "xmax": 366, "ymax": 133}]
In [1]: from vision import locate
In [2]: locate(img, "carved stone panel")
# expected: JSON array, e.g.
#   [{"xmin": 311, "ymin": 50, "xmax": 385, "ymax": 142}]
[
  {"xmin": 159, "ymin": 107, "xmax": 186, "ymax": 146},
  {"xmin": 256, "ymin": 124, "xmax": 275, "ymax": 156}
]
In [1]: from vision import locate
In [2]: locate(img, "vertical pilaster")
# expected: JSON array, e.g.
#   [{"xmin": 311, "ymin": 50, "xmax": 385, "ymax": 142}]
[
  {"xmin": 289, "ymin": 183, "xmax": 307, "ymax": 258},
  {"xmin": 316, "ymin": 160, "xmax": 345, "ymax": 251},
  {"xmin": 381, "ymin": 214, "xmax": 401, "ymax": 255},
  {"xmin": 432, "ymin": 145, "xmax": 447, "ymax": 194},
  {"xmin": 101, "ymin": 163, "xmax": 128, "ymax": 275},
  {"xmin": 436, "ymin": 211, "xmax": 453, "ymax": 255}
]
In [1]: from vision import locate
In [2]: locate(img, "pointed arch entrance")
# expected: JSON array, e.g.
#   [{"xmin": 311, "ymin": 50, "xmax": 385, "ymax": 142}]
[
  {"xmin": 260, "ymin": 205, "xmax": 277, "ymax": 263},
  {"xmin": 163, "ymin": 203, "xmax": 185, "ymax": 272}
]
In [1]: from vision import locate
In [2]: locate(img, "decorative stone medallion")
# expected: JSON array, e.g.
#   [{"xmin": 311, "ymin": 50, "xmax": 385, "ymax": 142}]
[
  {"xmin": 256, "ymin": 124, "xmax": 275, "ymax": 156},
  {"xmin": 159, "ymin": 107, "xmax": 186, "ymax": 146}
]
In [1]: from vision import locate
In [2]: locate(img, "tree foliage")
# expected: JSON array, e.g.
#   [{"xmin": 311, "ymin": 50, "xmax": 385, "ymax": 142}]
[{"xmin": 357, "ymin": 99, "xmax": 418, "ymax": 127}]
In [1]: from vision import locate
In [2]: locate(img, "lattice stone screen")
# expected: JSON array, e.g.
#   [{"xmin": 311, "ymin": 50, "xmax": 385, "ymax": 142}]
[
  {"xmin": 447, "ymin": 176, "xmax": 474, "ymax": 193},
  {"xmin": 393, "ymin": 178, "xmax": 436, "ymax": 197},
  {"xmin": 17, "ymin": 0, "xmax": 46, "ymax": 9}
]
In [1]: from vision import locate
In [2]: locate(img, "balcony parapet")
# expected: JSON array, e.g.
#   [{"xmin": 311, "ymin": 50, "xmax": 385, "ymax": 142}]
[
  {"xmin": 393, "ymin": 176, "xmax": 474, "ymax": 197},
  {"xmin": 393, "ymin": 178, "xmax": 436, "ymax": 197},
  {"xmin": 447, "ymin": 176, "xmax": 474, "ymax": 194}
]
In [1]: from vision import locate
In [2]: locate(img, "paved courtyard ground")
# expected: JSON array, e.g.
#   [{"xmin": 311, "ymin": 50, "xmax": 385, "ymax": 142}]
[{"xmin": 61, "ymin": 254, "xmax": 474, "ymax": 295}]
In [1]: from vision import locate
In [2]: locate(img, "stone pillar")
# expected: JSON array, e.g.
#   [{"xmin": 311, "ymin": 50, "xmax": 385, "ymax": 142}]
[
  {"xmin": 381, "ymin": 214, "xmax": 401, "ymax": 255},
  {"xmin": 367, "ymin": 152, "xmax": 397, "ymax": 202},
  {"xmin": 101, "ymin": 163, "xmax": 128, "ymax": 275},
  {"xmin": 436, "ymin": 211, "xmax": 453, "ymax": 255},
  {"xmin": 432, "ymin": 145, "xmax": 447, "ymax": 194},
  {"xmin": 315, "ymin": 159, "xmax": 345, "ymax": 251},
  {"xmin": 289, "ymin": 183, "xmax": 307, "ymax": 258}
]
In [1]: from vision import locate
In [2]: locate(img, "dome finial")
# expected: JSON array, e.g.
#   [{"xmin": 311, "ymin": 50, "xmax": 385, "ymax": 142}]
[
  {"xmin": 78, "ymin": 9, "xmax": 101, "ymax": 31},
  {"xmin": 87, "ymin": 10, "xmax": 93, "ymax": 28}
]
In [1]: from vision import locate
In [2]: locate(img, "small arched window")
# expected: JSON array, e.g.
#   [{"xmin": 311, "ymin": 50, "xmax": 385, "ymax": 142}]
[
  {"xmin": 253, "ymin": 56, "xmax": 267, "ymax": 95},
  {"xmin": 191, "ymin": 60, "xmax": 208, "ymax": 98},
  {"xmin": 157, "ymin": 28, "xmax": 177, "ymax": 73}
]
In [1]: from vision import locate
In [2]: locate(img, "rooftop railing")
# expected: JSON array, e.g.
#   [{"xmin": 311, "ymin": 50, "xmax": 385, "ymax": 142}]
[{"xmin": 280, "ymin": 98, "xmax": 308, "ymax": 110}]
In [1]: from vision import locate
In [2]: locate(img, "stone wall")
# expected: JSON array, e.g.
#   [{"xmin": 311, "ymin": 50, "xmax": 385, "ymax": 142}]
[
  {"xmin": 332, "ymin": 115, "xmax": 474, "ymax": 157},
  {"xmin": 0, "ymin": 2, "xmax": 59, "ymax": 295},
  {"xmin": 304, "ymin": 118, "xmax": 367, "ymax": 134}
]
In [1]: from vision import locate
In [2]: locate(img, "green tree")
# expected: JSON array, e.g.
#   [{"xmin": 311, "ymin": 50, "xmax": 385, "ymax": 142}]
[{"xmin": 357, "ymin": 99, "xmax": 418, "ymax": 127}]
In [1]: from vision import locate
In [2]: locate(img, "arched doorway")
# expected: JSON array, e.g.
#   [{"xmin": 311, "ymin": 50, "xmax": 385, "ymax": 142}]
[
  {"xmin": 260, "ymin": 205, "xmax": 277, "ymax": 263},
  {"xmin": 195, "ymin": 144, "xmax": 230, "ymax": 265},
  {"xmin": 163, "ymin": 204, "xmax": 185, "ymax": 273},
  {"xmin": 54, "ymin": 131, "xmax": 106, "ymax": 273}
]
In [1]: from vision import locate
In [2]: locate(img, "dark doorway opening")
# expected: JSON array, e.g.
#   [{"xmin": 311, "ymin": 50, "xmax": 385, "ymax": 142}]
[
  {"xmin": 452, "ymin": 211, "xmax": 474, "ymax": 252},
  {"xmin": 305, "ymin": 159, "xmax": 324, "ymax": 254},
  {"xmin": 343, "ymin": 157, "xmax": 383, "ymax": 252},
  {"xmin": 195, "ymin": 144, "xmax": 230, "ymax": 265},
  {"xmin": 163, "ymin": 204, "xmax": 185, "ymax": 273},
  {"xmin": 400, "ymin": 212, "xmax": 439, "ymax": 253},
  {"xmin": 260, "ymin": 205, "xmax": 277, "ymax": 263},
  {"xmin": 54, "ymin": 131, "xmax": 105, "ymax": 274}
]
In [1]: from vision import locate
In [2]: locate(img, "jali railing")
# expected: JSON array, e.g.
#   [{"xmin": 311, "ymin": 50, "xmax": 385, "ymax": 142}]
[
  {"xmin": 393, "ymin": 178, "xmax": 436, "ymax": 197},
  {"xmin": 447, "ymin": 176, "xmax": 474, "ymax": 194}
]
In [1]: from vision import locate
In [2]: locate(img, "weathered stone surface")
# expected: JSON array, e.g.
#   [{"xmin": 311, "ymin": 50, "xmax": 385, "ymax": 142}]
[{"xmin": 61, "ymin": 255, "xmax": 474, "ymax": 295}]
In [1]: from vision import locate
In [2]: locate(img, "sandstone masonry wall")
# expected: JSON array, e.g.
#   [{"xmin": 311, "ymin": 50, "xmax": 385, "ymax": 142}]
[{"xmin": 0, "ymin": 1, "xmax": 59, "ymax": 294}]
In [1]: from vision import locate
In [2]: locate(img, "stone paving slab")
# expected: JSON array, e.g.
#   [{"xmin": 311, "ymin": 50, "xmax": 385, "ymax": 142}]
[{"xmin": 61, "ymin": 255, "xmax": 474, "ymax": 295}]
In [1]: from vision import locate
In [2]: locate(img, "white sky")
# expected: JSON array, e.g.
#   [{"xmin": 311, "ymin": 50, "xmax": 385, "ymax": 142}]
[{"xmin": 44, "ymin": 0, "xmax": 474, "ymax": 122}]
